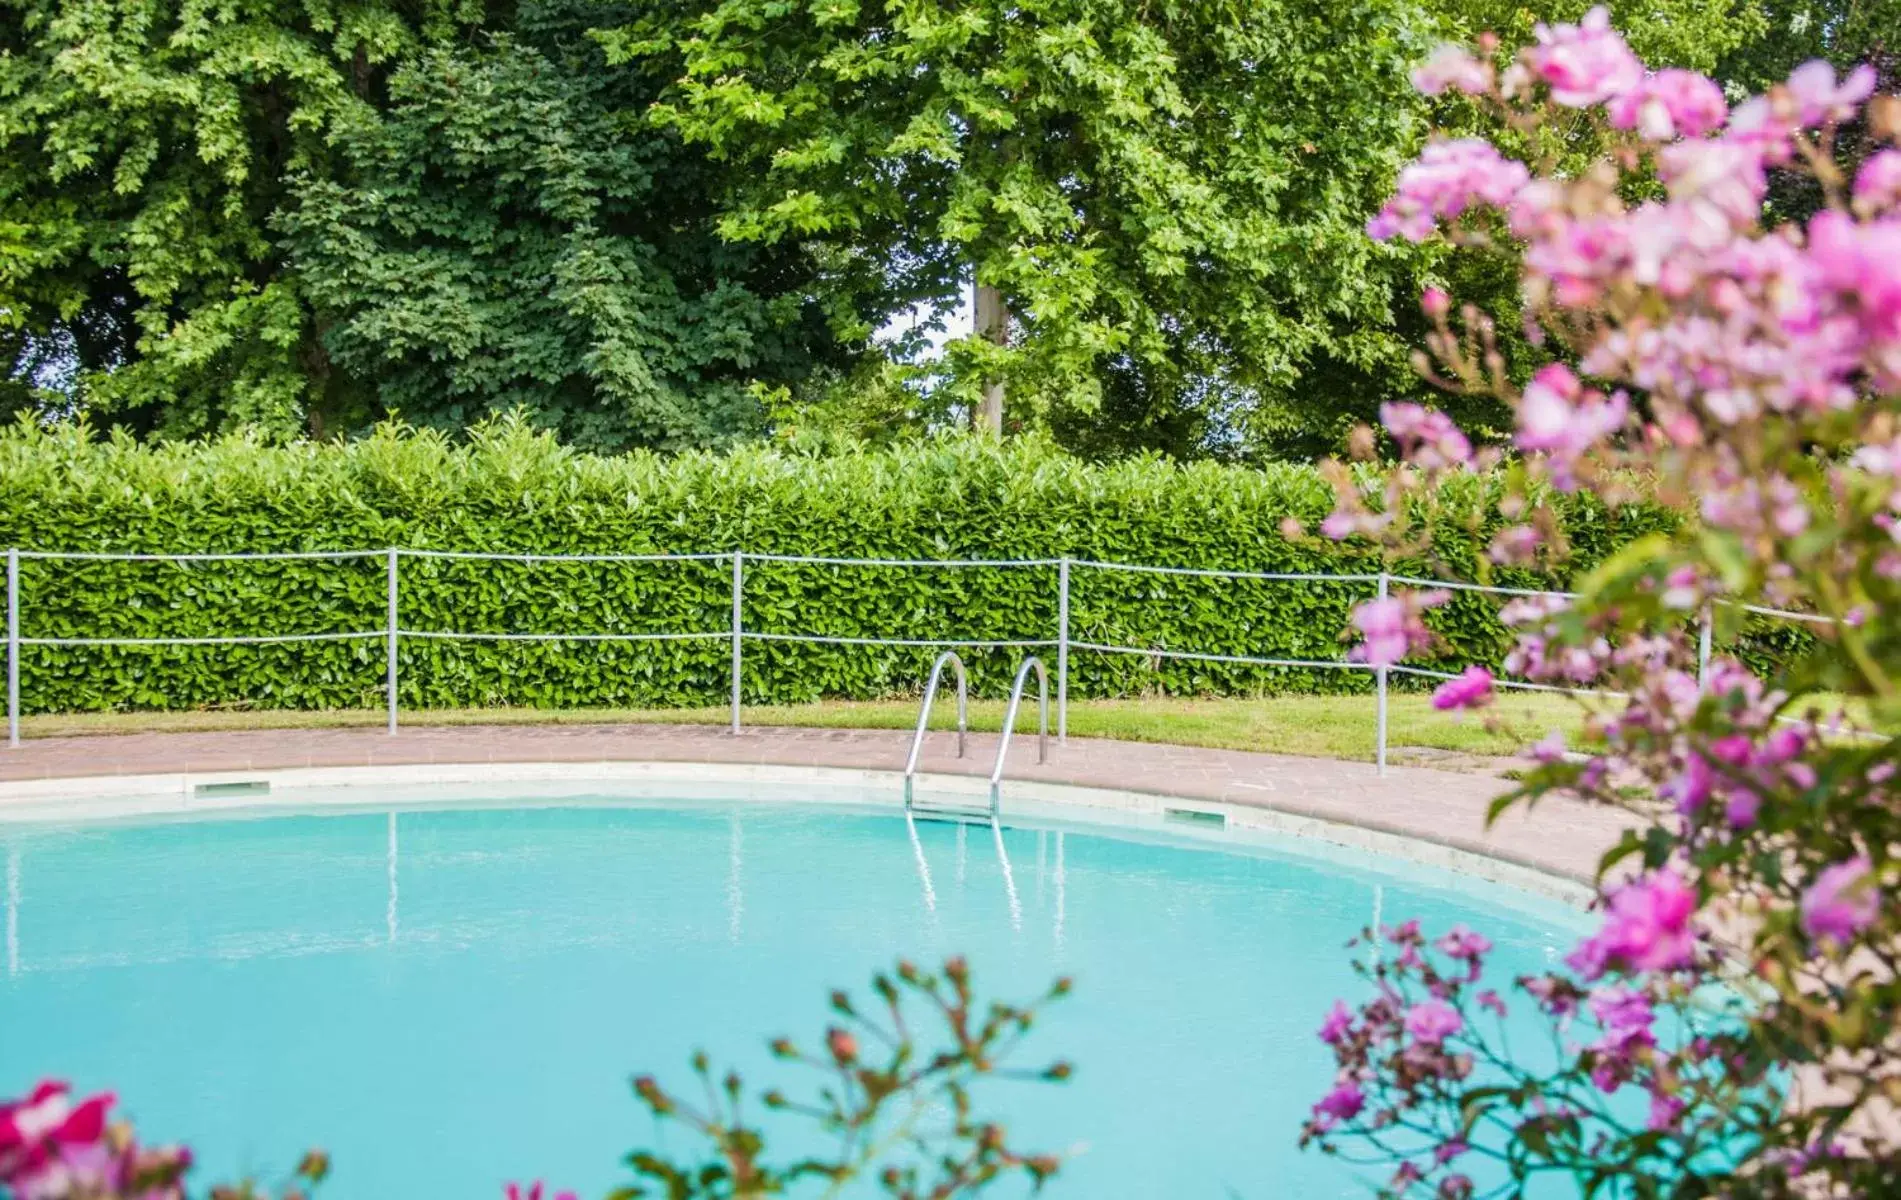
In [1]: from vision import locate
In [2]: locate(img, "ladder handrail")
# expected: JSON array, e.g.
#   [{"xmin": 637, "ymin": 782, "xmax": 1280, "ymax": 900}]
[
  {"xmin": 989, "ymin": 656, "xmax": 1048, "ymax": 815},
  {"xmin": 903, "ymin": 651, "xmax": 969, "ymax": 807}
]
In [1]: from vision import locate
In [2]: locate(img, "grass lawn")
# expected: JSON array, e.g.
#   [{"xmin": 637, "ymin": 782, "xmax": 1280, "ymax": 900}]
[{"xmin": 14, "ymin": 692, "xmax": 1593, "ymax": 763}]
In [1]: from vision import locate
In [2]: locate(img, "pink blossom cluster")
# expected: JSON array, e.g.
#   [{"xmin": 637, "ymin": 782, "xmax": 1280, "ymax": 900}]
[
  {"xmin": 1499, "ymin": 594, "xmax": 1611, "ymax": 686},
  {"xmin": 1380, "ymin": 402, "xmax": 1472, "ymax": 471},
  {"xmin": 1514, "ymin": 365, "xmax": 1628, "ymax": 488},
  {"xmin": 1301, "ymin": 921, "xmax": 1486, "ymax": 1194},
  {"xmin": 1320, "ymin": 10, "xmax": 1901, "ymax": 1188},
  {"xmin": 1358, "ymin": 24, "xmax": 1901, "ymax": 477},
  {"xmin": 1411, "ymin": 44, "xmax": 1493, "ymax": 97},
  {"xmin": 1306, "ymin": 913, "xmax": 1732, "ymax": 1196},
  {"xmin": 1364, "ymin": 139, "xmax": 1529, "ymax": 242},
  {"xmin": 1348, "ymin": 590, "xmax": 1446, "ymax": 667},
  {"xmin": 1800, "ymin": 856, "xmax": 1879, "ymax": 947},
  {"xmin": 1605, "ymin": 70, "xmax": 1727, "ymax": 140},
  {"xmin": 1594, "ymin": 659, "xmax": 1821, "ymax": 832},
  {"xmin": 0, "ymin": 1082, "xmax": 189, "ymax": 1200},
  {"xmin": 1583, "ymin": 985, "xmax": 1656, "ymax": 1094},
  {"xmin": 1431, "ymin": 665, "xmax": 1493, "ymax": 710},
  {"xmin": 1566, "ymin": 869, "xmax": 1698, "ymax": 979},
  {"xmin": 1522, "ymin": 7, "xmax": 1643, "ymax": 106}
]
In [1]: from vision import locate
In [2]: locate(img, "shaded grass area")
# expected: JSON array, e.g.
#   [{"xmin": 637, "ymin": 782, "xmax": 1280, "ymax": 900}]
[{"xmin": 16, "ymin": 693, "xmax": 1589, "ymax": 763}]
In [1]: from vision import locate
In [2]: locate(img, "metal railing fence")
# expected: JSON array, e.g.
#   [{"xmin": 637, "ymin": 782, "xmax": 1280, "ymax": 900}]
[{"xmin": 0, "ymin": 547, "xmax": 1843, "ymax": 767}]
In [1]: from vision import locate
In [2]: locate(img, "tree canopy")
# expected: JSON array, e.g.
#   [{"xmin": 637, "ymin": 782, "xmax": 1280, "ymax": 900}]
[{"xmin": 3, "ymin": 0, "xmax": 1889, "ymax": 455}]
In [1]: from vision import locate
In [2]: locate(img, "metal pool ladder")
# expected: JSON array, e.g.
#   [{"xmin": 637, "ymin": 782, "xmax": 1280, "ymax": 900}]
[
  {"xmin": 903, "ymin": 651, "xmax": 969, "ymax": 810},
  {"xmin": 989, "ymin": 656, "xmax": 1048, "ymax": 814},
  {"xmin": 903, "ymin": 652, "xmax": 1049, "ymax": 818}
]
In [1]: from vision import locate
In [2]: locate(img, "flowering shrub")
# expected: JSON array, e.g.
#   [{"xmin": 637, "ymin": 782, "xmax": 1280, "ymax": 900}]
[
  {"xmin": 1309, "ymin": 11, "xmax": 1901, "ymax": 1196},
  {"xmin": 0, "ymin": 1082, "xmax": 327, "ymax": 1200},
  {"xmin": 2, "ymin": 959, "xmax": 1065, "ymax": 1200},
  {"xmin": 617, "ymin": 957, "xmax": 1070, "ymax": 1198}
]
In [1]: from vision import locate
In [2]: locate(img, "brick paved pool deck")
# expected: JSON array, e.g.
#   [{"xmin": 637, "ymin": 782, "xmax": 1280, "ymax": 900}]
[{"xmin": 0, "ymin": 724, "xmax": 1634, "ymax": 887}]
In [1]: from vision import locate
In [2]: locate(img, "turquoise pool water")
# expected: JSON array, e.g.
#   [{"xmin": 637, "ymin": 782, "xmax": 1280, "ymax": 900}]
[{"xmin": 0, "ymin": 794, "xmax": 1586, "ymax": 1198}]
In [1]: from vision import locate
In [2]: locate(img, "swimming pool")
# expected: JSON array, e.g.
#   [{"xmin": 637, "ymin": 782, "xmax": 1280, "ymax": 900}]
[{"xmin": 0, "ymin": 785, "xmax": 1587, "ymax": 1197}]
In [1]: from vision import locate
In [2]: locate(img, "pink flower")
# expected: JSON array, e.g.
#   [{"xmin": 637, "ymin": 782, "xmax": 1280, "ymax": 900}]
[
  {"xmin": 1516, "ymin": 364, "xmax": 1629, "ymax": 485},
  {"xmin": 1855, "ymin": 150, "xmax": 1901, "ymax": 215},
  {"xmin": 1431, "ymin": 666, "xmax": 1494, "ymax": 711},
  {"xmin": 1352, "ymin": 597, "xmax": 1412, "ymax": 666},
  {"xmin": 1528, "ymin": 731, "xmax": 1567, "ymax": 763},
  {"xmin": 1435, "ymin": 923, "xmax": 1494, "ymax": 959},
  {"xmin": 1606, "ymin": 69, "xmax": 1728, "ymax": 139},
  {"xmin": 1312, "ymin": 1080, "xmax": 1366, "ymax": 1129},
  {"xmin": 1647, "ymin": 1089, "xmax": 1687, "ymax": 1131},
  {"xmin": 1783, "ymin": 60, "xmax": 1877, "ymax": 125},
  {"xmin": 1404, "ymin": 1000, "xmax": 1464, "ymax": 1045},
  {"xmin": 505, "ymin": 1185, "xmax": 579, "ymax": 1200},
  {"xmin": 1348, "ymin": 591, "xmax": 1445, "ymax": 667},
  {"xmin": 1801, "ymin": 856, "xmax": 1878, "ymax": 946},
  {"xmin": 0, "ymin": 1081, "xmax": 120, "ymax": 1198},
  {"xmin": 1421, "ymin": 286, "xmax": 1451, "ymax": 318},
  {"xmin": 1725, "ymin": 788, "xmax": 1761, "ymax": 828},
  {"xmin": 1381, "ymin": 402, "xmax": 1471, "ymax": 470},
  {"xmin": 1661, "ymin": 753, "xmax": 1712, "ymax": 814},
  {"xmin": 1656, "ymin": 138, "xmax": 1768, "ymax": 228},
  {"xmin": 1807, "ymin": 211, "xmax": 1901, "ymax": 341},
  {"xmin": 1367, "ymin": 139, "xmax": 1530, "ymax": 242},
  {"xmin": 1526, "ymin": 7, "xmax": 1644, "ymax": 107},
  {"xmin": 1567, "ymin": 869, "xmax": 1698, "ymax": 978},
  {"xmin": 1588, "ymin": 985, "xmax": 1656, "ymax": 1049},
  {"xmin": 1412, "ymin": 44, "xmax": 1493, "ymax": 96},
  {"xmin": 1318, "ymin": 1000, "xmax": 1355, "ymax": 1045}
]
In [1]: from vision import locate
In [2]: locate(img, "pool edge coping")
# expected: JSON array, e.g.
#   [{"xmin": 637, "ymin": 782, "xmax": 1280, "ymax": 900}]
[{"xmin": 0, "ymin": 759, "xmax": 1596, "ymax": 908}]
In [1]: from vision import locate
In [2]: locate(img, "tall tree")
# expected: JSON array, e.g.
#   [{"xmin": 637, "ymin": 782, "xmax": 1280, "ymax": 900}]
[
  {"xmin": 0, "ymin": 0, "xmax": 484, "ymax": 438},
  {"xmin": 0, "ymin": 0, "xmax": 869, "ymax": 446},
  {"xmin": 616, "ymin": 0, "xmax": 1436, "ymax": 448},
  {"xmin": 276, "ymin": 0, "xmax": 860, "ymax": 450}
]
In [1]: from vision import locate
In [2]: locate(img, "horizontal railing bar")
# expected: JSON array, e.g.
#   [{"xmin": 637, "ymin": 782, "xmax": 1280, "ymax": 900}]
[
  {"xmin": 745, "ymin": 633, "xmax": 1058, "ymax": 649},
  {"xmin": 1777, "ymin": 712, "xmax": 1888, "ymax": 742},
  {"xmin": 1071, "ymin": 560, "xmax": 1382, "ymax": 584},
  {"xmin": 1068, "ymin": 641, "xmax": 1366, "ymax": 671},
  {"xmin": 20, "ymin": 631, "xmax": 383, "ymax": 647},
  {"xmin": 16, "ymin": 549, "xmax": 382, "ymax": 563},
  {"xmin": 1387, "ymin": 664, "xmax": 1628, "ymax": 699},
  {"xmin": 1385, "ymin": 574, "xmax": 1580, "ymax": 600},
  {"xmin": 398, "ymin": 630, "xmax": 724, "ymax": 643},
  {"xmin": 1731, "ymin": 601, "xmax": 1833, "ymax": 625},
  {"xmin": 744, "ymin": 553, "xmax": 1061, "ymax": 568},
  {"xmin": 397, "ymin": 550, "xmax": 729, "ymax": 564}
]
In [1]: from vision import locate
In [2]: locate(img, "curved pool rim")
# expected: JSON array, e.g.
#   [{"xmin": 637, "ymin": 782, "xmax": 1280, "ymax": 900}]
[{"xmin": 0, "ymin": 758, "xmax": 1593, "ymax": 907}]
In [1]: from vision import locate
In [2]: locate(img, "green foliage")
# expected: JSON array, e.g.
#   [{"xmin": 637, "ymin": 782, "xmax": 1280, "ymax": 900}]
[
  {"xmin": 276, "ymin": 0, "xmax": 857, "ymax": 450},
  {"xmin": 0, "ymin": 420, "xmax": 1691, "ymax": 715},
  {"xmin": 0, "ymin": 0, "xmax": 865, "ymax": 447},
  {"xmin": 0, "ymin": 0, "xmax": 479, "ymax": 438},
  {"xmin": 625, "ymin": 0, "xmax": 1439, "ymax": 455},
  {"xmin": 4, "ymin": 0, "xmax": 1867, "ymax": 459}
]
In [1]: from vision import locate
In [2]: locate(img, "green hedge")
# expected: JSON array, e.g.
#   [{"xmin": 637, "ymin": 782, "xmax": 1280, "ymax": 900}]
[{"xmin": 0, "ymin": 421, "xmax": 1692, "ymax": 715}]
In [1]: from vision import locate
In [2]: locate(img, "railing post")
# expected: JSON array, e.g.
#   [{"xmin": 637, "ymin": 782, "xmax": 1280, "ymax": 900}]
[
  {"xmin": 1375, "ymin": 571, "xmax": 1389, "ymax": 777},
  {"xmin": 6, "ymin": 548, "xmax": 18, "ymax": 749},
  {"xmin": 730, "ymin": 551, "xmax": 744, "ymax": 735},
  {"xmin": 1057, "ymin": 557, "xmax": 1070, "ymax": 743},
  {"xmin": 1697, "ymin": 605, "xmax": 1713, "ymax": 685},
  {"xmin": 386, "ymin": 548, "xmax": 399, "ymax": 735}
]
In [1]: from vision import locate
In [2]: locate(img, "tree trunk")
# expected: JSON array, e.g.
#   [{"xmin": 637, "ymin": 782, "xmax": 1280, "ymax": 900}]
[{"xmin": 973, "ymin": 280, "xmax": 1007, "ymax": 435}]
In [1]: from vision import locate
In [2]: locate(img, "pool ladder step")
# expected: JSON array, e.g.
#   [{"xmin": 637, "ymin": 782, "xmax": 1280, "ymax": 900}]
[
  {"xmin": 904, "ymin": 795, "xmax": 997, "ymax": 824},
  {"xmin": 901, "ymin": 651, "xmax": 1050, "ymax": 818}
]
